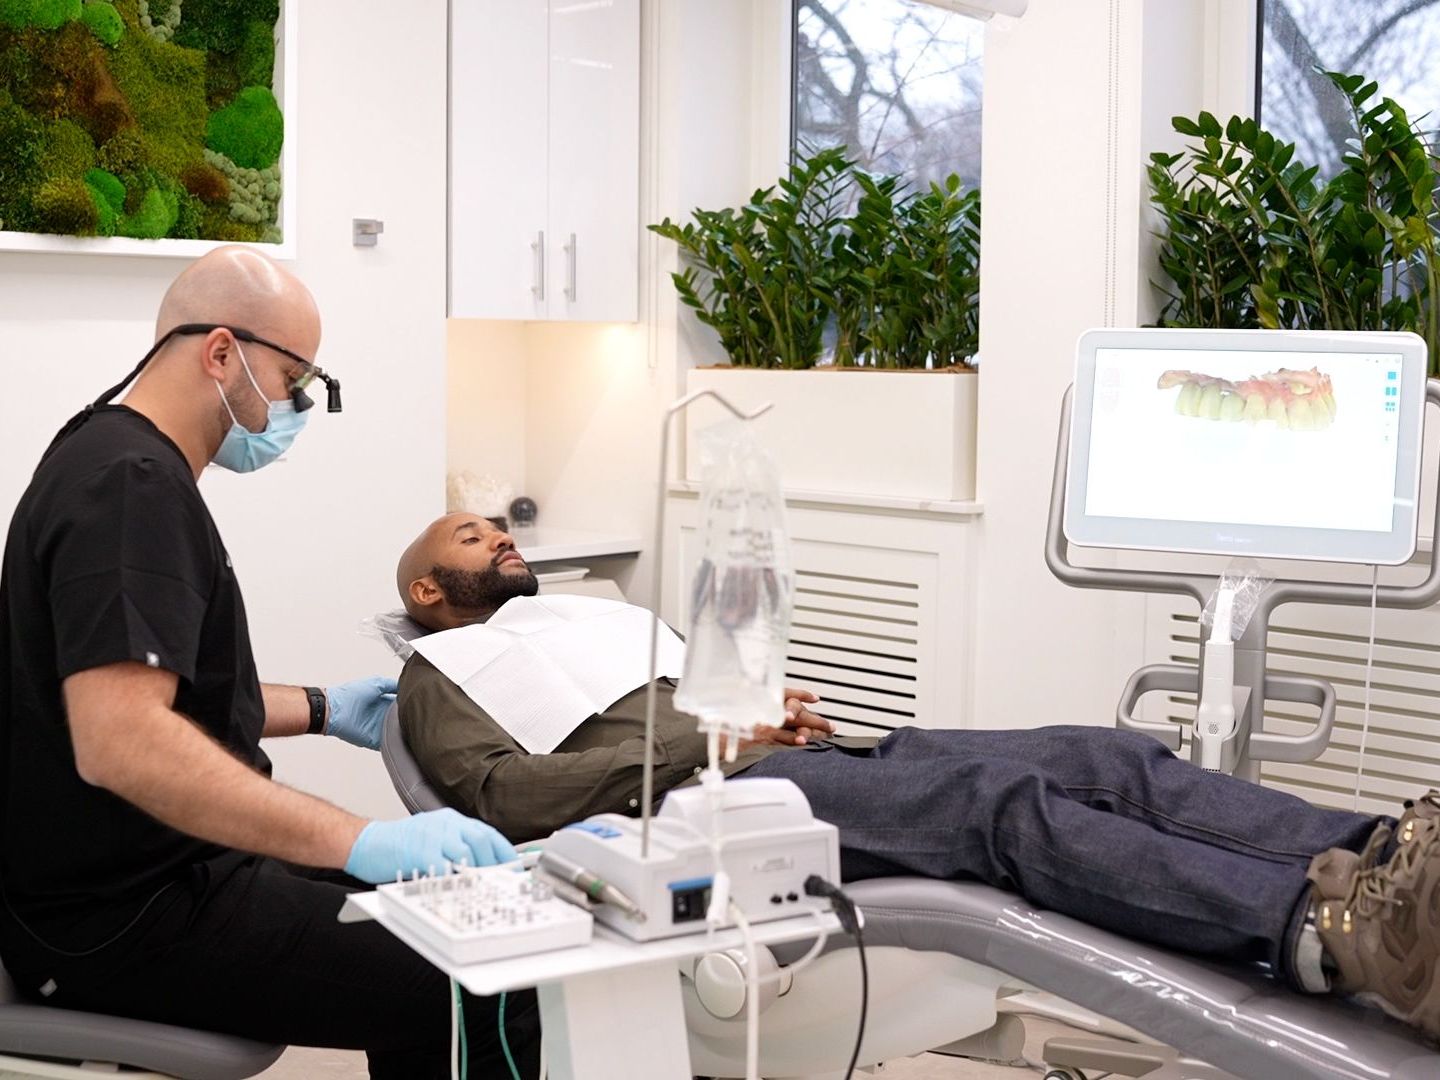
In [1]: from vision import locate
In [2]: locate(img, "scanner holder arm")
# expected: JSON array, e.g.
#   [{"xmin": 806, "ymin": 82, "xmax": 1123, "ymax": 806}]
[{"xmin": 1047, "ymin": 381, "xmax": 1440, "ymax": 781}]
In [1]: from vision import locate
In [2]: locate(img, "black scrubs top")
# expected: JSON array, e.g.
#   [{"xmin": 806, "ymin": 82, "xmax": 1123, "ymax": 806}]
[{"xmin": 0, "ymin": 406, "xmax": 267, "ymax": 953}]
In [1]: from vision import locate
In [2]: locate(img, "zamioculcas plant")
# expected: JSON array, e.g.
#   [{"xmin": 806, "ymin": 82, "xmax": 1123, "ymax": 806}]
[
  {"xmin": 1149, "ymin": 70, "xmax": 1440, "ymax": 374},
  {"xmin": 652, "ymin": 149, "xmax": 981, "ymax": 369}
]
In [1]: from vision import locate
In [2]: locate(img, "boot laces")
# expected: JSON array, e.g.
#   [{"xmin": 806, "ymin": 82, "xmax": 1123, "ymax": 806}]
[{"xmin": 1347, "ymin": 827, "xmax": 1434, "ymax": 917}]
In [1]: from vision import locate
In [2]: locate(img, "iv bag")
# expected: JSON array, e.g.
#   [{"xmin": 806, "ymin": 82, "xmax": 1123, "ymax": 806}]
[{"xmin": 674, "ymin": 420, "xmax": 794, "ymax": 740}]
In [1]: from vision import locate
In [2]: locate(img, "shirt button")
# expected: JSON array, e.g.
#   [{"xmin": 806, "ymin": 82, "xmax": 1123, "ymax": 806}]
[
  {"xmin": 693, "ymin": 766, "xmax": 702, "ymax": 774},
  {"xmin": 144, "ymin": 652, "xmax": 159, "ymax": 668},
  {"xmin": 628, "ymin": 798, "xmax": 638, "ymax": 808}
]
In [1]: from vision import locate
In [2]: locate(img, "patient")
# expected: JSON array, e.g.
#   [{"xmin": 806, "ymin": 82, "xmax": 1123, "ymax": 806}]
[{"xmin": 396, "ymin": 513, "xmax": 1440, "ymax": 1039}]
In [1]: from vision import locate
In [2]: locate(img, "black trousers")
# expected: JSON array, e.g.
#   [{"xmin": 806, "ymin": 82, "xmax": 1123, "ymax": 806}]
[{"xmin": 0, "ymin": 852, "xmax": 540, "ymax": 1079}]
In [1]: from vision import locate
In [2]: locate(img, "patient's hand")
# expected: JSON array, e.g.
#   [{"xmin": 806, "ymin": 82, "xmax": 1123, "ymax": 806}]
[{"xmin": 734, "ymin": 689, "xmax": 835, "ymax": 751}]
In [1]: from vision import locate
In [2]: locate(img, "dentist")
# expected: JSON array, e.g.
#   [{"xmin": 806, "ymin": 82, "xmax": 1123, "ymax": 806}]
[{"xmin": 0, "ymin": 247, "xmax": 537, "ymax": 1077}]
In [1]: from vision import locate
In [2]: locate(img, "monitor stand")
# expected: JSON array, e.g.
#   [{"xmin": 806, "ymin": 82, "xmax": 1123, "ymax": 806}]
[{"xmin": 1044, "ymin": 381, "xmax": 1440, "ymax": 782}]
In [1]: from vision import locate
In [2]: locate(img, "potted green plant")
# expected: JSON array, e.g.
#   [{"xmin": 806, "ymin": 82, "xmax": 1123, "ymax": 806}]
[
  {"xmin": 651, "ymin": 149, "xmax": 981, "ymax": 502},
  {"xmin": 1148, "ymin": 71, "xmax": 1439, "ymax": 372}
]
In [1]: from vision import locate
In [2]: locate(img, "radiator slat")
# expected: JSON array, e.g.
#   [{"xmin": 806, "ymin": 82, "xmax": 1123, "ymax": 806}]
[{"xmin": 1160, "ymin": 601, "xmax": 1440, "ymax": 814}]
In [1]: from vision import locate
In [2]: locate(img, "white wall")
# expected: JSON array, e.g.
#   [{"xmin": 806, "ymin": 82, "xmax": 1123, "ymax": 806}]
[
  {"xmin": 0, "ymin": 0, "xmax": 452, "ymax": 819},
  {"xmin": 970, "ymin": 0, "xmax": 1225, "ymax": 729},
  {"xmin": 448, "ymin": 320, "xmax": 529, "ymax": 498}
]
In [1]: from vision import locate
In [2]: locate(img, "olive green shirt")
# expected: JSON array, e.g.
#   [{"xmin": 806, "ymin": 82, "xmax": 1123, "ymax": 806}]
[{"xmin": 398, "ymin": 652, "xmax": 782, "ymax": 842}]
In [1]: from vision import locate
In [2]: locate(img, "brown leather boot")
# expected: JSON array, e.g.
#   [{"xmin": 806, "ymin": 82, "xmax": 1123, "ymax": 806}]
[
  {"xmin": 1397, "ymin": 790, "xmax": 1440, "ymax": 847},
  {"xmin": 1308, "ymin": 821, "xmax": 1393, "ymax": 901},
  {"xmin": 1308, "ymin": 817, "xmax": 1440, "ymax": 1039}
]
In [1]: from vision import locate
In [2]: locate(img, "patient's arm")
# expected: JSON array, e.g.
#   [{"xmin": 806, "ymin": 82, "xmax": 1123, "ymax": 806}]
[{"xmin": 398, "ymin": 655, "xmax": 715, "ymax": 841}]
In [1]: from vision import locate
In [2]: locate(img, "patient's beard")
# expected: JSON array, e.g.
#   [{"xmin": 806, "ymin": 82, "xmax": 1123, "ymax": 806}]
[{"xmin": 431, "ymin": 562, "xmax": 539, "ymax": 619}]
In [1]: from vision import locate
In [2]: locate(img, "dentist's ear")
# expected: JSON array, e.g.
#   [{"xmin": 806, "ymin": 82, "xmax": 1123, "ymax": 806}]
[{"xmin": 199, "ymin": 328, "xmax": 236, "ymax": 381}]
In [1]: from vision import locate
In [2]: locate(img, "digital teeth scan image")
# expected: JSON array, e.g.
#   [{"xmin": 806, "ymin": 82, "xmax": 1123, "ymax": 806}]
[{"xmin": 1157, "ymin": 367, "xmax": 1337, "ymax": 430}]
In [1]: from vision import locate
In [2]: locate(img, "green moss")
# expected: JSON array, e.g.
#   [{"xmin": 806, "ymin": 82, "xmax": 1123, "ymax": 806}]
[
  {"xmin": 33, "ymin": 174, "xmax": 97, "ymax": 232},
  {"xmin": 203, "ymin": 50, "xmax": 237, "ymax": 108},
  {"xmin": 204, "ymin": 84, "xmax": 278, "ymax": 169},
  {"xmin": 199, "ymin": 199, "xmax": 259, "ymax": 241},
  {"xmin": 0, "ymin": 94, "xmax": 43, "ymax": 229},
  {"xmin": 80, "ymin": 0, "xmax": 121, "ymax": 45},
  {"xmin": 173, "ymin": 0, "xmax": 276, "ymax": 53},
  {"xmin": 117, "ymin": 181, "xmax": 175, "ymax": 236},
  {"xmin": 0, "ymin": 0, "xmax": 82, "ymax": 30},
  {"xmin": 235, "ymin": 18, "xmax": 271, "ymax": 87},
  {"xmin": 95, "ymin": 126, "xmax": 143, "ymax": 171},
  {"xmin": 84, "ymin": 164, "xmax": 122, "ymax": 209},
  {"xmin": 39, "ymin": 116, "xmax": 95, "ymax": 177},
  {"xmin": 85, "ymin": 177, "xmax": 116, "ymax": 233},
  {"xmin": 7, "ymin": 23, "xmax": 101, "ymax": 124},
  {"xmin": 139, "ymin": 125, "xmax": 200, "ymax": 177},
  {"xmin": 1, "ymin": 0, "xmax": 281, "ymax": 241},
  {"xmin": 107, "ymin": 24, "xmax": 206, "ymax": 175},
  {"xmin": 171, "ymin": 189, "xmax": 202, "ymax": 237}
]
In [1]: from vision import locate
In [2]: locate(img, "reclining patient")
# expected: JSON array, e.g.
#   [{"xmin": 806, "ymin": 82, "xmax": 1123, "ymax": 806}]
[{"xmin": 396, "ymin": 513, "xmax": 1440, "ymax": 1039}]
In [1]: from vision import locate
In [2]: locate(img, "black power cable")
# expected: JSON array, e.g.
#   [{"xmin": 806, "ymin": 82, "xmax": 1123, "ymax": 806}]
[{"xmin": 805, "ymin": 875, "xmax": 867, "ymax": 1080}]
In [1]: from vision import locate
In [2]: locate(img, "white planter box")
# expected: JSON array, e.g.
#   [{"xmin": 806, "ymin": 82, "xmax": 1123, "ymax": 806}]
[{"xmin": 683, "ymin": 367, "xmax": 977, "ymax": 502}]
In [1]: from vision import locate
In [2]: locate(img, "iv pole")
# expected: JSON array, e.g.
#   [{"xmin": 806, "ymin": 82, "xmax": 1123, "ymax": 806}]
[{"xmin": 640, "ymin": 390, "xmax": 774, "ymax": 857}]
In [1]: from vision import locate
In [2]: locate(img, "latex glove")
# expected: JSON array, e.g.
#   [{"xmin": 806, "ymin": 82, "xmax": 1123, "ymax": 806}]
[
  {"xmin": 324, "ymin": 676, "xmax": 397, "ymax": 750},
  {"xmin": 345, "ymin": 809, "xmax": 518, "ymax": 884}
]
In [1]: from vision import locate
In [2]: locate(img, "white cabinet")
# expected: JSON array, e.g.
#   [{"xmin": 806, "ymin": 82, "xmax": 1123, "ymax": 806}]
[{"xmin": 449, "ymin": 0, "xmax": 640, "ymax": 322}]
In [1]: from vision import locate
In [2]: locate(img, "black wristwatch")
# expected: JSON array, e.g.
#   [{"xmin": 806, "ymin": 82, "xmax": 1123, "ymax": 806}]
[{"xmin": 304, "ymin": 686, "xmax": 328, "ymax": 735}]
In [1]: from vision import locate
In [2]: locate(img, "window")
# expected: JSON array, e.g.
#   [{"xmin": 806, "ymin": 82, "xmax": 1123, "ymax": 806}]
[
  {"xmin": 1260, "ymin": 0, "xmax": 1440, "ymax": 177},
  {"xmin": 792, "ymin": 0, "xmax": 984, "ymax": 189}
]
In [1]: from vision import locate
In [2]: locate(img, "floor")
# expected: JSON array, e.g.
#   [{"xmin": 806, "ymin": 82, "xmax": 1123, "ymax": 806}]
[{"xmin": 255, "ymin": 1016, "xmax": 1082, "ymax": 1079}]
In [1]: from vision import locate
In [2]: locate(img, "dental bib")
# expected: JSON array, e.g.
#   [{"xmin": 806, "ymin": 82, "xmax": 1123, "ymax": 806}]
[{"xmin": 409, "ymin": 595, "xmax": 686, "ymax": 754}]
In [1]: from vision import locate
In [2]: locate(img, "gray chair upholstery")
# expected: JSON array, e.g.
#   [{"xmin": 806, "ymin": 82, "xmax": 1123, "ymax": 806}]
[
  {"xmin": 821, "ymin": 877, "xmax": 1440, "ymax": 1080},
  {"xmin": 380, "ymin": 701, "xmax": 446, "ymax": 813},
  {"xmin": 0, "ymin": 957, "xmax": 283, "ymax": 1079}
]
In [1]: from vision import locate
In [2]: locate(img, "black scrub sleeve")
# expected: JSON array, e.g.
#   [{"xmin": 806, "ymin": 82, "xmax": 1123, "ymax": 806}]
[{"xmin": 40, "ymin": 456, "xmax": 215, "ymax": 684}]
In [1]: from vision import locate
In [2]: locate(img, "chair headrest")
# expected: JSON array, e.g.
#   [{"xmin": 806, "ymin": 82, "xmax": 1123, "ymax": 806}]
[
  {"xmin": 379, "ymin": 701, "xmax": 447, "ymax": 814},
  {"xmin": 360, "ymin": 609, "xmax": 430, "ymax": 661}
]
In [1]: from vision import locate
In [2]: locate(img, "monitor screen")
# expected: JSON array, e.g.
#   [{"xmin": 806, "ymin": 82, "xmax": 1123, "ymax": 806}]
[{"xmin": 1064, "ymin": 329, "xmax": 1429, "ymax": 565}]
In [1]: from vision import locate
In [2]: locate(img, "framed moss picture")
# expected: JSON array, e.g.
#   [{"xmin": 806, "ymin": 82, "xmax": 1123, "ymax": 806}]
[{"xmin": 0, "ymin": 0, "xmax": 296, "ymax": 258}]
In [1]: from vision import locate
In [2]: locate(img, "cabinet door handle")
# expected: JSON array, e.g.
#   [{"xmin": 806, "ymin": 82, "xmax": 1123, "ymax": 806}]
[
  {"xmin": 531, "ymin": 230, "xmax": 546, "ymax": 301},
  {"xmin": 564, "ymin": 232, "xmax": 577, "ymax": 302}
]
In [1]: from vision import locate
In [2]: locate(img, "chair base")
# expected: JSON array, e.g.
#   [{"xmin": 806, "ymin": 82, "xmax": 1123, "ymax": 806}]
[{"xmin": 0, "ymin": 1049, "xmax": 176, "ymax": 1079}]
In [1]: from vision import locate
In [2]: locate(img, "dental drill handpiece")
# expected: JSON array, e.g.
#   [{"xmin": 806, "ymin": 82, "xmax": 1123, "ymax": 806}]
[{"xmin": 538, "ymin": 851, "xmax": 647, "ymax": 922}]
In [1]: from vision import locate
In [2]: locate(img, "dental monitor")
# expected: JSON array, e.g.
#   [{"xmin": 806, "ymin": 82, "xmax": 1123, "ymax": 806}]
[{"xmin": 1064, "ymin": 328, "xmax": 1429, "ymax": 565}]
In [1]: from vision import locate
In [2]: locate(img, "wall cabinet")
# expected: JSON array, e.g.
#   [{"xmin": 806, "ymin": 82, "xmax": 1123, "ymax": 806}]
[{"xmin": 450, "ymin": 0, "xmax": 640, "ymax": 322}]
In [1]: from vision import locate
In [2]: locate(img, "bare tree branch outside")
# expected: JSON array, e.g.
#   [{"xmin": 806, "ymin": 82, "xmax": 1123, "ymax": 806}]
[
  {"xmin": 794, "ymin": 0, "xmax": 984, "ymax": 191},
  {"xmin": 1262, "ymin": 0, "xmax": 1440, "ymax": 176}
]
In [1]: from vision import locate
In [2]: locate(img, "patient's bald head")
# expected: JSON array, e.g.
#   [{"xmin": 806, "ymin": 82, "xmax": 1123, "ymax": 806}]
[
  {"xmin": 156, "ymin": 245, "xmax": 319, "ymax": 347},
  {"xmin": 398, "ymin": 514, "xmax": 538, "ymax": 632}
]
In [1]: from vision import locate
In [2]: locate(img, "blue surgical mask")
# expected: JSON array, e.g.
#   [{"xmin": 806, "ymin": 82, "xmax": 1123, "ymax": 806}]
[{"xmin": 212, "ymin": 344, "xmax": 309, "ymax": 473}]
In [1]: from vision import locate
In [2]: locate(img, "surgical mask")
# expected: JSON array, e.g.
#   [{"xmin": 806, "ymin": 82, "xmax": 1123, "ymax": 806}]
[{"xmin": 212, "ymin": 343, "xmax": 309, "ymax": 473}]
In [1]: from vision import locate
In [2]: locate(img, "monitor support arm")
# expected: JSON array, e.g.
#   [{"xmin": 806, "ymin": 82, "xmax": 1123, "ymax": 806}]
[{"xmin": 1045, "ymin": 381, "xmax": 1440, "ymax": 781}]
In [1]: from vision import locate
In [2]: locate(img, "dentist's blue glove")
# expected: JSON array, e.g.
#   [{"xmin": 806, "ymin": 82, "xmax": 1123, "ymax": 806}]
[
  {"xmin": 324, "ymin": 676, "xmax": 397, "ymax": 750},
  {"xmin": 345, "ymin": 809, "xmax": 518, "ymax": 884}
]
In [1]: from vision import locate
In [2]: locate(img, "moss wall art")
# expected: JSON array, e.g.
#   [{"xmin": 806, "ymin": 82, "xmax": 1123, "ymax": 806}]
[{"xmin": 0, "ymin": 0, "xmax": 284, "ymax": 244}]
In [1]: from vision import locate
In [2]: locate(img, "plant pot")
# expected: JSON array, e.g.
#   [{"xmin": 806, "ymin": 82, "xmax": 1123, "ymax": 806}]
[{"xmin": 683, "ymin": 366, "xmax": 978, "ymax": 501}]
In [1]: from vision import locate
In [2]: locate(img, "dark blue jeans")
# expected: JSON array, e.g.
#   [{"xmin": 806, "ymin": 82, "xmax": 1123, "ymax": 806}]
[{"xmin": 744, "ymin": 726, "xmax": 1386, "ymax": 986}]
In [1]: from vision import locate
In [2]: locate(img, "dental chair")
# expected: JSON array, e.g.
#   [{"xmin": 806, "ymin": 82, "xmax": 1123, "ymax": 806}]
[
  {"xmin": 0, "ymin": 958, "xmax": 283, "ymax": 1080},
  {"xmin": 376, "ymin": 363, "xmax": 1440, "ymax": 1077},
  {"xmin": 380, "ymin": 665, "xmax": 1440, "ymax": 1079},
  {"xmin": 380, "ymin": 701, "xmax": 446, "ymax": 814}
]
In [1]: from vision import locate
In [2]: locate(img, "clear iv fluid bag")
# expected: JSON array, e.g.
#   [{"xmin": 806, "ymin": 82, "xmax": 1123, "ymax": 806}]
[{"xmin": 674, "ymin": 422, "xmax": 794, "ymax": 738}]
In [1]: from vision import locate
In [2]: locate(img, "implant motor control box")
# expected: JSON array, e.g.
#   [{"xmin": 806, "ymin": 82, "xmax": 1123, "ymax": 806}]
[{"xmin": 541, "ymin": 778, "xmax": 841, "ymax": 942}]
